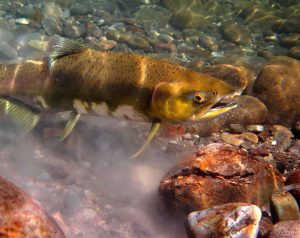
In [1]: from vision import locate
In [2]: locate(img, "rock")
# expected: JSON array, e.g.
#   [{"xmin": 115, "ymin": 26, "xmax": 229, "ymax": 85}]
[
  {"xmin": 253, "ymin": 56, "xmax": 300, "ymax": 127},
  {"xmin": 183, "ymin": 96, "xmax": 268, "ymax": 137},
  {"xmin": 0, "ymin": 176, "xmax": 65, "ymax": 237},
  {"xmin": 289, "ymin": 46, "xmax": 300, "ymax": 60},
  {"xmin": 70, "ymin": 3, "xmax": 90, "ymax": 16},
  {"xmin": 221, "ymin": 22, "xmax": 252, "ymax": 45},
  {"xmin": 186, "ymin": 203, "xmax": 261, "ymax": 238},
  {"xmin": 285, "ymin": 170, "xmax": 300, "ymax": 204},
  {"xmin": 119, "ymin": 32, "xmax": 151, "ymax": 50},
  {"xmin": 279, "ymin": 34, "xmax": 300, "ymax": 47},
  {"xmin": 221, "ymin": 133, "xmax": 244, "ymax": 147},
  {"xmin": 169, "ymin": 9, "xmax": 208, "ymax": 31},
  {"xmin": 0, "ymin": 42, "xmax": 18, "ymax": 61},
  {"xmin": 159, "ymin": 143, "xmax": 283, "ymax": 215},
  {"xmin": 97, "ymin": 39, "xmax": 117, "ymax": 51},
  {"xmin": 42, "ymin": 16, "xmax": 62, "ymax": 35},
  {"xmin": 271, "ymin": 125, "xmax": 294, "ymax": 151},
  {"xmin": 269, "ymin": 220, "xmax": 300, "ymax": 238},
  {"xmin": 221, "ymin": 132, "xmax": 258, "ymax": 147},
  {"xmin": 271, "ymin": 189, "xmax": 300, "ymax": 222},
  {"xmin": 229, "ymin": 123, "xmax": 246, "ymax": 133},
  {"xmin": 246, "ymin": 125, "xmax": 264, "ymax": 133},
  {"xmin": 63, "ymin": 22, "xmax": 85, "ymax": 39},
  {"xmin": 201, "ymin": 64, "xmax": 251, "ymax": 95}
]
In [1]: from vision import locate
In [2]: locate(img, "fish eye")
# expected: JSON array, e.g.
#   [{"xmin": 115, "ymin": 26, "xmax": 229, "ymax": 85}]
[{"xmin": 193, "ymin": 92, "xmax": 204, "ymax": 104}]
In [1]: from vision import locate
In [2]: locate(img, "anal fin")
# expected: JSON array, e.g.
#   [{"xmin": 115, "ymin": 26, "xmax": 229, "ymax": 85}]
[
  {"xmin": 60, "ymin": 111, "xmax": 81, "ymax": 141},
  {"xmin": 0, "ymin": 97, "xmax": 40, "ymax": 134},
  {"xmin": 131, "ymin": 121, "xmax": 161, "ymax": 159}
]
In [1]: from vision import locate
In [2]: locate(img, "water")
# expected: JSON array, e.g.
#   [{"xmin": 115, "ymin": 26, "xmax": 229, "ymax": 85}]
[{"xmin": 0, "ymin": 0, "xmax": 299, "ymax": 237}]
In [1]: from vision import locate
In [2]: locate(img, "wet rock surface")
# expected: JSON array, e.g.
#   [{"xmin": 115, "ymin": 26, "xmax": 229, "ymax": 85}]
[
  {"xmin": 0, "ymin": 176, "xmax": 65, "ymax": 238},
  {"xmin": 186, "ymin": 203, "xmax": 261, "ymax": 238},
  {"xmin": 253, "ymin": 56, "xmax": 300, "ymax": 127},
  {"xmin": 159, "ymin": 143, "xmax": 283, "ymax": 215},
  {"xmin": 268, "ymin": 220, "xmax": 300, "ymax": 238}
]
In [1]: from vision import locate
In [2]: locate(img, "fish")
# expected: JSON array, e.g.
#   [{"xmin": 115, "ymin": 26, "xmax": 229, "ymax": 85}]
[{"xmin": 0, "ymin": 38, "xmax": 237, "ymax": 157}]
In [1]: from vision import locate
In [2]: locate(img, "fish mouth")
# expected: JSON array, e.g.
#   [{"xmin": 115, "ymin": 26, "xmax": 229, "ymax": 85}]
[{"xmin": 201, "ymin": 98, "xmax": 237, "ymax": 120}]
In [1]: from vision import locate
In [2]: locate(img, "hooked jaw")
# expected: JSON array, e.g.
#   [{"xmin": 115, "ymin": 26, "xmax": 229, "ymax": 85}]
[{"xmin": 189, "ymin": 89, "xmax": 238, "ymax": 122}]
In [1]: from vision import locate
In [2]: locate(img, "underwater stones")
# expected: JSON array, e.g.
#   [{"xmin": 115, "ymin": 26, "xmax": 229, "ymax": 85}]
[
  {"xmin": 97, "ymin": 39, "xmax": 117, "ymax": 51},
  {"xmin": 279, "ymin": 34, "xmax": 300, "ymax": 47},
  {"xmin": 70, "ymin": 3, "xmax": 90, "ymax": 16},
  {"xmin": 271, "ymin": 189, "xmax": 300, "ymax": 222},
  {"xmin": 253, "ymin": 56, "xmax": 300, "ymax": 126},
  {"xmin": 0, "ymin": 176, "xmax": 65, "ymax": 238},
  {"xmin": 42, "ymin": 16, "xmax": 62, "ymax": 35},
  {"xmin": 201, "ymin": 64, "xmax": 251, "ymax": 95},
  {"xmin": 186, "ymin": 203, "xmax": 261, "ymax": 238},
  {"xmin": 289, "ymin": 46, "xmax": 300, "ymax": 60},
  {"xmin": 221, "ymin": 22, "xmax": 252, "ymax": 45},
  {"xmin": 269, "ymin": 220, "xmax": 300, "ymax": 238},
  {"xmin": 183, "ymin": 96, "xmax": 268, "ymax": 137},
  {"xmin": 159, "ymin": 143, "xmax": 283, "ymax": 215},
  {"xmin": 169, "ymin": 9, "xmax": 208, "ymax": 31},
  {"xmin": 285, "ymin": 170, "xmax": 300, "ymax": 203},
  {"xmin": 119, "ymin": 32, "xmax": 151, "ymax": 50},
  {"xmin": 0, "ymin": 42, "xmax": 18, "ymax": 61}
]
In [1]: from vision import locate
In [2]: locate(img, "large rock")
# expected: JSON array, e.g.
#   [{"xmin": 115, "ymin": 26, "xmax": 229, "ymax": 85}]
[
  {"xmin": 253, "ymin": 56, "xmax": 300, "ymax": 127},
  {"xmin": 0, "ymin": 176, "xmax": 65, "ymax": 238},
  {"xmin": 269, "ymin": 220, "xmax": 300, "ymax": 238},
  {"xmin": 159, "ymin": 143, "xmax": 283, "ymax": 215}
]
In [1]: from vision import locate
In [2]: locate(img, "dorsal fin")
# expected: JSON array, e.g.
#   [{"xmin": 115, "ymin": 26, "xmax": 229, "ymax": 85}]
[{"xmin": 48, "ymin": 37, "xmax": 87, "ymax": 62}]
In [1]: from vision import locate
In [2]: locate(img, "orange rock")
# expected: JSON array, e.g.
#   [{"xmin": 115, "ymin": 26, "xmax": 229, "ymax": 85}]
[
  {"xmin": 0, "ymin": 176, "xmax": 65, "ymax": 238},
  {"xmin": 159, "ymin": 143, "xmax": 283, "ymax": 215}
]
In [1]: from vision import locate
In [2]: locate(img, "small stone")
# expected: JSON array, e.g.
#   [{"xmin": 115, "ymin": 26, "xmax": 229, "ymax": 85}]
[
  {"xmin": 63, "ymin": 22, "xmax": 85, "ymax": 39},
  {"xmin": 289, "ymin": 46, "xmax": 300, "ymax": 60},
  {"xmin": 221, "ymin": 132, "xmax": 244, "ymax": 146},
  {"xmin": 186, "ymin": 203, "xmax": 261, "ymax": 238},
  {"xmin": 229, "ymin": 123, "xmax": 246, "ymax": 133},
  {"xmin": 119, "ymin": 32, "xmax": 151, "ymax": 50},
  {"xmin": 70, "ymin": 4, "xmax": 90, "ymax": 16},
  {"xmin": 0, "ymin": 42, "xmax": 18, "ymax": 60},
  {"xmin": 271, "ymin": 189, "xmax": 300, "ymax": 222},
  {"xmin": 170, "ymin": 9, "xmax": 208, "ymax": 31},
  {"xmin": 42, "ymin": 16, "xmax": 62, "ymax": 35},
  {"xmin": 272, "ymin": 125, "xmax": 294, "ymax": 151},
  {"xmin": 221, "ymin": 22, "xmax": 252, "ymax": 45},
  {"xmin": 246, "ymin": 125, "xmax": 264, "ymax": 133},
  {"xmin": 241, "ymin": 132, "xmax": 259, "ymax": 144},
  {"xmin": 97, "ymin": 39, "xmax": 117, "ymax": 51},
  {"xmin": 279, "ymin": 34, "xmax": 300, "ymax": 47},
  {"xmin": 269, "ymin": 220, "xmax": 300, "ymax": 238}
]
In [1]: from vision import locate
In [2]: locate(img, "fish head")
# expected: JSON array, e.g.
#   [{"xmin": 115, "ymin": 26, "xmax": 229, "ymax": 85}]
[{"xmin": 150, "ymin": 71, "xmax": 237, "ymax": 123}]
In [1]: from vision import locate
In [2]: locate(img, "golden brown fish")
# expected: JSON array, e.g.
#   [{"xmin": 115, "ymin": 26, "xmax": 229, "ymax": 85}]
[{"xmin": 0, "ymin": 38, "xmax": 237, "ymax": 157}]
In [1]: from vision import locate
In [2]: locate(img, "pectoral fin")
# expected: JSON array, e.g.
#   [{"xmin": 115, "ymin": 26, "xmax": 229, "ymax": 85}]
[
  {"xmin": 131, "ymin": 121, "xmax": 161, "ymax": 159},
  {"xmin": 0, "ymin": 97, "xmax": 40, "ymax": 133},
  {"xmin": 60, "ymin": 111, "xmax": 81, "ymax": 141}
]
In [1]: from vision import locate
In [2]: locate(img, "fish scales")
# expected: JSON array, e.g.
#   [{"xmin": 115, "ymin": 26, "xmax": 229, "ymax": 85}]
[{"xmin": 0, "ymin": 38, "xmax": 238, "ymax": 157}]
